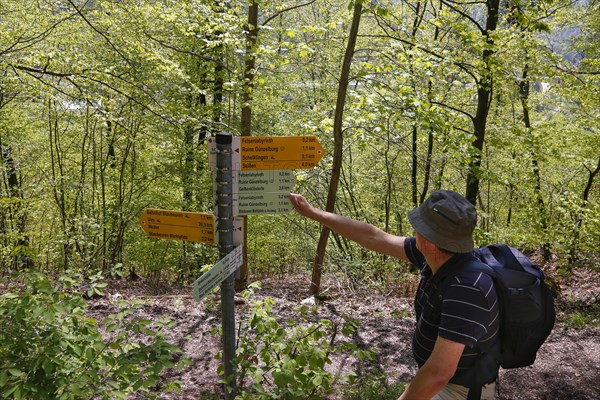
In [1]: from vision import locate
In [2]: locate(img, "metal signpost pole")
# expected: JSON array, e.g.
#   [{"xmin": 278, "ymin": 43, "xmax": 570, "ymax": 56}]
[{"xmin": 215, "ymin": 131, "xmax": 236, "ymax": 398}]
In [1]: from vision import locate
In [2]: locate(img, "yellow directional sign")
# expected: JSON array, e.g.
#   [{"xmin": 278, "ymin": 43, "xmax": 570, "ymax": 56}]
[
  {"xmin": 138, "ymin": 208, "xmax": 215, "ymax": 243},
  {"xmin": 207, "ymin": 136, "xmax": 326, "ymax": 171},
  {"xmin": 238, "ymin": 136, "xmax": 325, "ymax": 170}
]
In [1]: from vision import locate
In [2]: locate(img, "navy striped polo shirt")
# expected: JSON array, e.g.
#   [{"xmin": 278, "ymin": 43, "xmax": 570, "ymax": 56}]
[{"xmin": 404, "ymin": 237, "xmax": 500, "ymax": 383}]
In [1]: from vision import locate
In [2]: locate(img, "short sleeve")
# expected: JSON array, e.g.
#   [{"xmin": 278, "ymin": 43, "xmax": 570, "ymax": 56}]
[{"xmin": 404, "ymin": 237, "xmax": 426, "ymax": 271}]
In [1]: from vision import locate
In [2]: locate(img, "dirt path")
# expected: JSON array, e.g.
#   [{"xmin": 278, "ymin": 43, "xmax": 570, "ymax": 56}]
[{"xmin": 89, "ymin": 266, "xmax": 600, "ymax": 399}]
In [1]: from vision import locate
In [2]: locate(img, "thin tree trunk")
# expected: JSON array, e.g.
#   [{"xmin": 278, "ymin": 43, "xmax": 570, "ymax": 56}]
[
  {"xmin": 48, "ymin": 100, "xmax": 71, "ymax": 270},
  {"xmin": 410, "ymin": 0, "xmax": 434, "ymax": 207},
  {"xmin": 569, "ymin": 156, "xmax": 600, "ymax": 263},
  {"xmin": 420, "ymin": 128, "xmax": 434, "ymax": 204},
  {"xmin": 237, "ymin": 0, "xmax": 259, "ymax": 291},
  {"xmin": 411, "ymin": 124, "xmax": 418, "ymax": 207},
  {"xmin": 518, "ymin": 64, "xmax": 551, "ymax": 260},
  {"xmin": 310, "ymin": 0, "xmax": 362, "ymax": 296},
  {"xmin": 465, "ymin": 0, "xmax": 499, "ymax": 205},
  {"xmin": 0, "ymin": 138, "xmax": 31, "ymax": 269}
]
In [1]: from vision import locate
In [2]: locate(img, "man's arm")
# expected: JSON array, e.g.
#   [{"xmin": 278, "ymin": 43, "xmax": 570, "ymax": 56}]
[
  {"xmin": 289, "ymin": 193, "xmax": 408, "ymax": 261},
  {"xmin": 398, "ymin": 336, "xmax": 465, "ymax": 400}
]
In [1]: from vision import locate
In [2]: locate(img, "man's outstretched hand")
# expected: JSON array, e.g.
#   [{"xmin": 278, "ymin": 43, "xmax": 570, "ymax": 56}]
[{"xmin": 288, "ymin": 193, "xmax": 319, "ymax": 220}]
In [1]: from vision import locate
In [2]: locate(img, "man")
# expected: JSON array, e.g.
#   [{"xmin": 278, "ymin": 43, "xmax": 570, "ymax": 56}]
[{"xmin": 288, "ymin": 190, "xmax": 499, "ymax": 400}]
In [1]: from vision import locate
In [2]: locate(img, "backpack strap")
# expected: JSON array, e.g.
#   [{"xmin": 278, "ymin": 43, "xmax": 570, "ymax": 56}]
[
  {"xmin": 437, "ymin": 260, "xmax": 498, "ymax": 358},
  {"xmin": 467, "ymin": 386, "xmax": 482, "ymax": 400}
]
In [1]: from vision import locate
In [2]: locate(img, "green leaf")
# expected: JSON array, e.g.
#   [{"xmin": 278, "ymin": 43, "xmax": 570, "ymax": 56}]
[
  {"xmin": 132, "ymin": 379, "xmax": 144, "ymax": 391},
  {"xmin": 0, "ymin": 371, "xmax": 8, "ymax": 386},
  {"xmin": 3, "ymin": 385, "xmax": 19, "ymax": 397},
  {"xmin": 312, "ymin": 374, "xmax": 323, "ymax": 387},
  {"xmin": 272, "ymin": 369, "xmax": 294, "ymax": 388},
  {"xmin": 85, "ymin": 347, "xmax": 95, "ymax": 362},
  {"xmin": 42, "ymin": 359, "xmax": 54, "ymax": 375}
]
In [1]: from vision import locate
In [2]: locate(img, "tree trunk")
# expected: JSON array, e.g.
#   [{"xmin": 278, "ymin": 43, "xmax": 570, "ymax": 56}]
[
  {"xmin": 518, "ymin": 65, "xmax": 551, "ymax": 260},
  {"xmin": 411, "ymin": 124, "xmax": 418, "ymax": 207},
  {"xmin": 420, "ymin": 128, "xmax": 434, "ymax": 205},
  {"xmin": 241, "ymin": 1, "xmax": 259, "ymax": 138},
  {"xmin": 180, "ymin": 121, "xmax": 195, "ymax": 281},
  {"xmin": 48, "ymin": 100, "xmax": 72, "ymax": 270},
  {"xmin": 569, "ymin": 156, "xmax": 600, "ymax": 263},
  {"xmin": 236, "ymin": 0, "xmax": 259, "ymax": 291},
  {"xmin": 0, "ymin": 138, "xmax": 32, "ymax": 269},
  {"xmin": 465, "ymin": 0, "xmax": 499, "ymax": 205},
  {"xmin": 310, "ymin": 0, "xmax": 362, "ymax": 296},
  {"xmin": 410, "ymin": 1, "xmax": 435, "ymax": 207}
]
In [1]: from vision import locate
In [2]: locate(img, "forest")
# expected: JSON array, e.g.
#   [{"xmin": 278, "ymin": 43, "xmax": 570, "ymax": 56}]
[{"xmin": 0, "ymin": 0, "xmax": 599, "ymax": 399}]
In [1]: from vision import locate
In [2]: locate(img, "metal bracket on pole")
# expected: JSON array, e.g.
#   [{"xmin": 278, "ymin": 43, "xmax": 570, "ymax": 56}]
[{"xmin": 215, "ymin": 131, "xmax": 236, "ymax": 399}]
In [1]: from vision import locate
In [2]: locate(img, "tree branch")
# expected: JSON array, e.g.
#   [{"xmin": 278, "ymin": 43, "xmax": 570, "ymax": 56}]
[
  {"xmin": 262, "ymin": 0, "xmax": 317, "ymax": 26},
  {"xmin": 66, "ymin": 0, "xmax": 136, "ymax": 69},
  {"xmin": 141, "ymin": 31, "xmax": 234, "ymax": 74},
  {"xmin": 439, "ymin": 0, "xmax": 485, "ymax": 34}
]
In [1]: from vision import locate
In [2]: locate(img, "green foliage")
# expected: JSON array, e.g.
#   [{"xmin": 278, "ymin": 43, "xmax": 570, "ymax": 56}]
[
  {"xmin": 247, "ymin": 214, "xmax": 319, "ymax": 278},
  {"xmin": 333, "ymin": 254, "xmax": 409, "ymax": 293},
  {"xmin": 0, "ymin": 0, "xmax": 598, "ymax": 285},
  {"xmin": 342, "ymin": 372, "xmax": 406, "ymax": 400},
  {"xmin": 60, "ymin": 269, "xmax": 108, "ymax": 299},
  {"xmin": 0, "ymin": 272, "xmax": 189, "ymax": 399},
  {"xmin": 562, "ymin": 311, "xmax": 594, "ymax": 329},
  {"xmin": 222, "ymin": 283, "xmax": 375, "ymax": 399}
]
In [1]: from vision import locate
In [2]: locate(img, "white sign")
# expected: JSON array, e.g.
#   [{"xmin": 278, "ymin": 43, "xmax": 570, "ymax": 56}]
[
  {"xmin": 233, "ymin": 192, "xmax": 292, "ymax": 215},
  {"xmin": 212, "ymin": 170, "xmax": 296, "ymax": 194},
  {"xmin": 212, "ymin": 170, "xmax": 295, "ymax": 215},
  {"xmin": 192, "ymin": 245, "xmax": 243, "ymax": 301},
  {"xmin": 235, "ymin": 169, "xmax": 295, "ymax": 194}
]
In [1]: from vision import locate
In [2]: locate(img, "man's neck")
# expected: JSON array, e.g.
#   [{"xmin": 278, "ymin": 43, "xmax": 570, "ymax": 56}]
[{"xmin": 425, "ymin": 252, "xmax": 454, "ymax": 275}]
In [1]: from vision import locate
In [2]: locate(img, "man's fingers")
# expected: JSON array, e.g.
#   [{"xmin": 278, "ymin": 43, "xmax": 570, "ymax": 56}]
[{"xmin": 288, "ymin": 193, "xmax": 308, "ymax": 214}]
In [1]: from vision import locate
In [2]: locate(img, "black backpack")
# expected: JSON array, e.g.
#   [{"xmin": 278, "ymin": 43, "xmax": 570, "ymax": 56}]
[
  {"xmin": 470, "ymin": 244, "xmax": 556, "ymax": 369},
  {"xmin": 437, "ymin": 244, "xmax": 556, "ymax": 399},
  {"xmin": 475, "ymin": 244, "xmax": 556, "ymax": 369}
]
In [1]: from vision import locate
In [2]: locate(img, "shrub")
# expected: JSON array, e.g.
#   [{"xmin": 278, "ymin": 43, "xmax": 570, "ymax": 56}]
[
  {"xmin": 221, "ymin": 283, "xmax": 375, "ymax": 400},
  {"xmin": 0, "ymin": 272, "xmax": 188, "ymax": 399}
]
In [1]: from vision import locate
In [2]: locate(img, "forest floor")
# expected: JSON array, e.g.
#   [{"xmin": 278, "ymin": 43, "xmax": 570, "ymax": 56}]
[{"xmin": 87, "ymin": 260, "xmax": 600, "ymax": 400}]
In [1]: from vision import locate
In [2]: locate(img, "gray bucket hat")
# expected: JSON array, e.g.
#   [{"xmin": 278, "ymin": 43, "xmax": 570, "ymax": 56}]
[{"xmin": 407, "ymin": 190, "xmax": 476, "ymax": 253}]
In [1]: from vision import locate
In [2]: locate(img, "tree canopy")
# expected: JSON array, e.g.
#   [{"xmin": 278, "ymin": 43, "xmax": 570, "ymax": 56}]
[{"xmin": 0, "ymin": 0, "xmax": 598, "ymax": 283}]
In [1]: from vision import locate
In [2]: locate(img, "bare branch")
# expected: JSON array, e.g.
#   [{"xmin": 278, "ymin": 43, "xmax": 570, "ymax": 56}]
[
  {"xmin": 262, "ymin": 0, "xmax": 317, "ymax": 26},
  {"xmin": 141, "ymin": 31, "xmax": 234, "ymax": 75}
]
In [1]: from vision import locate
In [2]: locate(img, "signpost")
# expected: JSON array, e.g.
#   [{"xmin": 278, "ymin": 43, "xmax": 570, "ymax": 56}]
[
  {"xmin": 138, "ymin": 209, "xmax": 243, "ymax": 245},
  {"xmin": 138, "ymin": 208, "xmax": 215, "ymax": 243},
  {"xmin": 140, "ymin": 133, "xmax": 326, "ymax": 399},
  {"xmin": 215, "ymin": 217, "xmax": 244, "ymax": 245},
  {"xmin": 214, "ymin": 132, "xmax": 237, "ymax": 399}
]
